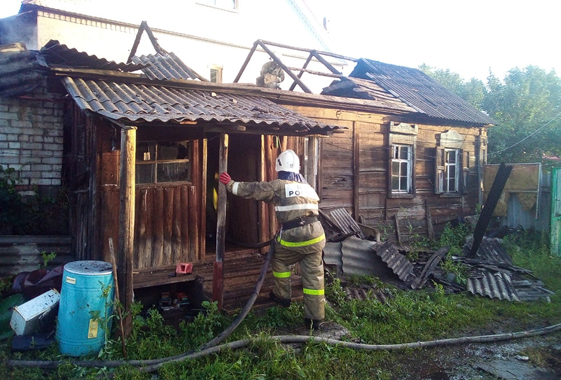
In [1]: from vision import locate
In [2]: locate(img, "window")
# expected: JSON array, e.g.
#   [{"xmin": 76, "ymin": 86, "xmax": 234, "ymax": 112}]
[
  {"xmin": 210, "ymin": 66, "xmax": 223, "ymax": 83},
  {"xmin": 136, "ymin": 141, "xmax": 191, "ymax": 184},
  {"xmin": 435, "ymin": 130, "xmax": 469, "ymax": 195},
  {"xmin": 438, "ymin": 148, "xmax": 459, "ymax": 193},
  {"xmin": 391, "ymin": 145, "xmax": 412, "ymax": 193},
  {"xmin": 388, "ymin": 122, "xmax": 417, "ymax": 198},
  {"xmin": 198, "ymin": 0, "xmax": 237, "ymax": 10}
]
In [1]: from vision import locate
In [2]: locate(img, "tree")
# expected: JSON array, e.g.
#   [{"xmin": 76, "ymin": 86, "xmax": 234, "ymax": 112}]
[
  {"xmin": 421, "ymin": 64, "xmax": 561, "ymax": 164},
  {"xmin": 484, "ymin": 66, "xmax": 561, "ymax": 164}
]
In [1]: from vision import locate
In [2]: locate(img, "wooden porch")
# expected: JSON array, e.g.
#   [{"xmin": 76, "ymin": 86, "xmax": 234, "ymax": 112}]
[{"xmin": 132, "ymin": 246, "xmax": 303, "ymax": 314}]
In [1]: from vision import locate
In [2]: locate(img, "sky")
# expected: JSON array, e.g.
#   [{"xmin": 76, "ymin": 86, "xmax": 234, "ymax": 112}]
[
  {"xmin": 1, "ymin": 0, "xmax": 559, "ymax": 82},
  {"xmin": 304, "ymin": 0, "xmax": 560, "ymax": 82}
]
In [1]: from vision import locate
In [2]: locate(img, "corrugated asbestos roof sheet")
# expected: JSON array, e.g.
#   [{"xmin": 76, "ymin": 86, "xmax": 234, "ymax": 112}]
[
  {"xmin": 464, "ymin": 237, "xmax": 513, "ymax": 265},
  {"xmin": 40, "ymin": 40, "xmax": 145, "ymax": 72},
  {"xmin": 340, "ymin": 237, "xmax": 390, "ymax": 279},
  {"xmin": 321, "ymin": 208, "xmax": 366, "ymax": 239},
  {"xmin": 321, "ymin": 77, "xmax": 418, "ymax": 113},
  {"xmin": 60, "ymin": 76, "xmax": 336, "ymax": 132},
  {"xmin": 0, "ymin": 43, "xmax": 42, "ymax": 97},
  {"xmin": 350, "ymin": 59, "xmax": 496, "ymax": 126},
  {"xmin": 462, "ymin": 237, "xmax": 553, "ymax": 302},
  {"xmin": 374, "ymin": 241, "xmax": 415, "ymax": 283},
  {"xmin": 131, "ymin": 52, "xmax": 203, "ymax": 81}
]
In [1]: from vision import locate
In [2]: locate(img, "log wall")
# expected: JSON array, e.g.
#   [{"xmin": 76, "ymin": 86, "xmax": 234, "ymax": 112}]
[{"xmin": 285, "ymin": 105, "xmax": 487, "ymax": 243}]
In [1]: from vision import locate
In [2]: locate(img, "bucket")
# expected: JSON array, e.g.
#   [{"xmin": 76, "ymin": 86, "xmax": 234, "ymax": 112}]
[{"xmin": 56, "ymin": 261, "xmax": 114, "ymax": 357}]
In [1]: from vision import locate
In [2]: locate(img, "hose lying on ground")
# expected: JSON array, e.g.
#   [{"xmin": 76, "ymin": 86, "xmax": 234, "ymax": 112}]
[
  {"xmin": 5, "ymin": 237, "xmax": 278, "ymax": 372},
  {"xmin": 7, "ymin": 322, "xmax": 561, "ymax": 373},
  {"xmin": 5, "ymin": 235, "xmax": 561, "ymax": 373}
]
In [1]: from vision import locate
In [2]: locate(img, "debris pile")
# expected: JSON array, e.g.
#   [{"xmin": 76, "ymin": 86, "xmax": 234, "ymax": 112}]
[{"xmin": 321, "ymin": 208, "xmax": 553, "ymax": 302}]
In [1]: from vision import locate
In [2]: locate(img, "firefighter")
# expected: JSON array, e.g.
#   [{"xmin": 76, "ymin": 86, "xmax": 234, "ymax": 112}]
[{"xmin": 219, "ymin": 149, "xmax": 325, "ymax": 330}]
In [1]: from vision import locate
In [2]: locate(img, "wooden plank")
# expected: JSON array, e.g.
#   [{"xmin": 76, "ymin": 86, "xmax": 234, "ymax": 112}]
[
  {"xmin": 353, "ymin": 121, "xmax": 360, "ymax": 219},
  {"xmin": 151, "ymin": 186, "xmax": 164, "ymax": 267},
  {"xmin": 426, "ymin": 199, "xmax": 435, "ymax": 240},
  {"xmin": 118, "ymin": 126, "xmax": 136, "ymax": 337},
  {"xmin": 173, "ymin": 186, "xmax": 182, "ymax": 264},
  {"xmin": 163, "ymin": 187, "xmax": 174, "ymax": 266},
  {"xmin": 394, "ymin": 214, "xmax": 402, "ymax": 245},
  {"xmin": 133, "ymin": 189, "xmax": 142, "ymax": 269},
  {"xmin": 213, "ymin": 133, "xmax": 229, "ymax": 309},
  {"xmin": 188, "ymin": 186, "xmax": 198, "ymax": 261},
  {"xmin": 142, "ymin": 188, "xmax": 153, "ymax": 269},
  {"xmin": 181, "ymin": 185, "xmax": 190, "ymax": 262},
  {"xmin": 135, "ymin": 189, "xmax": 147, "ymax": 269},
  {"xmin": 259, "ymin": 135, "xmax": 269, "ymax": 253},
  {"xmin": 200, "ymin": 139, "xmax": 207, "ymax": 261}
]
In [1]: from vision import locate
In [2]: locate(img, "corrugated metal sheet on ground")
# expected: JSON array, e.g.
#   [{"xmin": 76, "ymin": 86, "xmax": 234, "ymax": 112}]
[
  {"xmin": 467, "ymin": 270, "xmax": 519, "ymax": 301},
  {"xmin": 340, "ymin": 236, "xmax": 389, "ymax": 278},
  {"xmin": 61, "ymin": 76, "xmax": 335, "ymax": 133},
  {"xmin": 323, "ymin": 242, "xmax": 342, "ymax": 268},
  {"xmin": 344, "ymin": 285, "xmax": 390, "ymax": 303},
  {"xmin": 350, "ymin": 59, "xmax": 496, "ymax": 126},
  {"xmin": 322, "ymin": 208, "xmax": 365, "ymax": 239},
  {"xmin": 374, "ymin": 241, "xmax": 415, "ymax": 283},
  {"xmin": 466, "ymin": 269, "xmax": 553, "ymax": 302},
  {"xmin": 463, "ymin": 237, "xmax": 513, "ymax": 265}
]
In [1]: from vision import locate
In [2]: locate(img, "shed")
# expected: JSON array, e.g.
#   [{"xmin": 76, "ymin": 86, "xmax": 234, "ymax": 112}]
[{"xmin": 0, "ymin": 41, "xmax": 340, "ymax": 320}]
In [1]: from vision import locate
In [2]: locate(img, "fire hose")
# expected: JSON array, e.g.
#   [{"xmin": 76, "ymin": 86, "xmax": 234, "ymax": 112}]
[{"xmin": 5, "ymin": 237, "xmax": 561, "ymax": 373}]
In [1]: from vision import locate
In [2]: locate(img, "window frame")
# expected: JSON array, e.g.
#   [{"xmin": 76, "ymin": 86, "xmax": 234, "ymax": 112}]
[
  {"xmin": 435, "ymin": 130, "xmax": 469, "ymax": 196},
  {"xmin": 210, "ymin": 65, "xmax": 223, "ymax": 83},
  {"xmin": 387, "ymin": 122, "xmax": 417, "ymax": 199},
  {"xmin": 390, "ymin": 144, "xmax": 413, "ymax": 194},
  {"xmin": 135, "ymin": 140, "xmax": 192, "ymax": 186}
]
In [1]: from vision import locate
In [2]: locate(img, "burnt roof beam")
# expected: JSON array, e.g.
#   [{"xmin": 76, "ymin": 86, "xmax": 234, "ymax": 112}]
[
  {"xmin": 127, "ymin": 21, "xmax": 169, "ymax": 64},
  {"xmin": 257, "ymin": 40, "xmax": 312, "ymax": 93}
]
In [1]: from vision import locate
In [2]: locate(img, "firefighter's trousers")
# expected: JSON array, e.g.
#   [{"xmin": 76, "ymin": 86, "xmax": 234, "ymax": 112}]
[{"xmin": 271, "ymin": 239, "xmax": 326, "ymax": 321}]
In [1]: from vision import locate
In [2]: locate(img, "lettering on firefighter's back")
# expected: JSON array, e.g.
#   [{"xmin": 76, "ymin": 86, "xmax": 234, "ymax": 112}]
[{"xmin": 285, "ymin": 183, "xmax": 319, "ymax": 200}]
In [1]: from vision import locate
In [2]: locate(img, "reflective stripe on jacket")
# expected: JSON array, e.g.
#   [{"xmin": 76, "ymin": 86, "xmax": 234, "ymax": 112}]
[{"xmin": 226, "ymin": 179, "xmax": 324, "ymax": 245}]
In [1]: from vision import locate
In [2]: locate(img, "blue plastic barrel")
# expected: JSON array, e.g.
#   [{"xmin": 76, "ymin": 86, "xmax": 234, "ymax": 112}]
[{"xmin": 56, "ymin": 261, "xmax": 114, "ymax": 357}]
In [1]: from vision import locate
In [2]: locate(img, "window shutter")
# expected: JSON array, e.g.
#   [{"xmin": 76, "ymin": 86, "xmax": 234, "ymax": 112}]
[
  {"xmin": 387, "ymin": 144, "xmax": 394, "ymax": 196},
  {"xmin": 460, "ymin": 149, "xmax": 469, "ymax": 194},
  {"xmin": 435, "ymin": 147, "xmax": 444, "ymax": 194}
]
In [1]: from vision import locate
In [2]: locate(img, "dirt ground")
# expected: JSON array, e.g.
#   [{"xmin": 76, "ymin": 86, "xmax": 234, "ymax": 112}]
[{"xmin": 308, "ymin": 322, "xmax": 561, "ymax": 380}]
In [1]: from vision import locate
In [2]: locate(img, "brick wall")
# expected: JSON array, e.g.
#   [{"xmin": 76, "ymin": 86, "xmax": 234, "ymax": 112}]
[{"xmin": 0, "ymin": 79, "xmax": 66, "ymax": 195}]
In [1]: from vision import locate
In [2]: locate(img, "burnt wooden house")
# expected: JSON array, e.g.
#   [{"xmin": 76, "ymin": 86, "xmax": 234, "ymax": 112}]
[
  {"xmin": 2, "ymin": 38, "xmax": 495, "ymax": 317},
  {"xmin": 0, "ymin": 41, "xmax": 345, "ymax": 314},
  {"xmin": 233, "ymin": 43, "xmax": 496, "ymax": 244},
  {"xmin": 286, "ymin": 60, "xmax": 495, "ymax": 243}
]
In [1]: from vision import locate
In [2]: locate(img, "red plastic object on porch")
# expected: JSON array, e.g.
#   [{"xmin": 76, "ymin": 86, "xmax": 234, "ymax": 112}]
[{"xmin": 175, "ymin": 263, "xmax": 193, "ymax": 274}]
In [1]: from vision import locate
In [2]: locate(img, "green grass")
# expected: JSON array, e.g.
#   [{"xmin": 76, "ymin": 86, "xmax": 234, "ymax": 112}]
[{"xmin": 1, "ymin": 228, "xmax": 560, "ymax": 379}]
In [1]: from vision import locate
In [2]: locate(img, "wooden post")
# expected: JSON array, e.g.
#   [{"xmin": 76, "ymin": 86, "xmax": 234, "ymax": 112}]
[
  {"xmin": 118, "ymin": 126, "xmax": 136, "ymax": 337},
  {"xmin": 394, "ymin": 214, "xmax": 402, "ymax": 245},
  {"xmin": 352, "ymin": 122, "xmax": 360, "ymax": 219},
  {"xmin": 306, "ymin": 136, "xmax": 318, "ymax": 190},
  {"xmin": 425, "ymin": 199, "xmax": 435, "ymax": 240},
  {"xmin": 213, "ymin": 133, "xmax": 229, "ymax": 309}
]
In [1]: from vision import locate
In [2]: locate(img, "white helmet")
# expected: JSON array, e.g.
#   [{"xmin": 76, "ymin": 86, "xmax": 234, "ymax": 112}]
[{"xmin": 276, "ymin": 149, "xmax": 300, "ymax": 173}]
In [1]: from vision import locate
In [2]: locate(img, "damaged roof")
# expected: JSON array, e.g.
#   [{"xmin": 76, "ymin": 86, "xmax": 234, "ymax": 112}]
[
  {"xmin": 40, "ymin": 40, "xmax": 145, "ymax": 72},
  {"xmin": 0, "ymin": 41, "xmax": 339, "ymax": 134},
  {"xmin": 0, "ymin": 42, "xmax": 43, "ymax": 97},
  {"xmin": 130, "ymin": 52, "xmax": 206, "ymax": 81},
  {"xmin": 343, "ymin": 59, "xmax": 496, "ymax": 126},
  {"xmin": 60, "ymin": 76, "xmax": 335, "ymax": 133}
]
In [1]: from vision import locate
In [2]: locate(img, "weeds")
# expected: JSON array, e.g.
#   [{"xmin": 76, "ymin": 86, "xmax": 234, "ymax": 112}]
[{"xmin": 1, "ymin": 231, "xmax": 560, "ymax": 379}]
